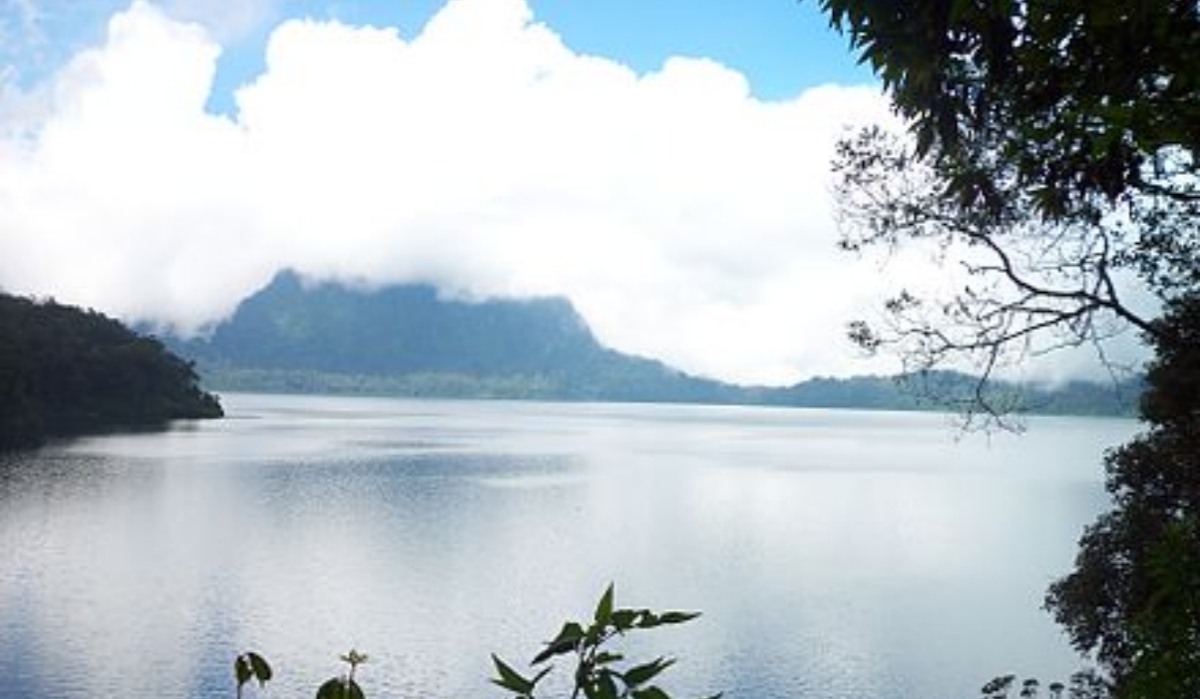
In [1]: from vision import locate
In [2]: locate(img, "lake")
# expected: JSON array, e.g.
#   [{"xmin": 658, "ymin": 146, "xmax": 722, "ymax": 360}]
[{"xmin": 0, "ymin": 393, "xmax": 1136, "ymax": 699}]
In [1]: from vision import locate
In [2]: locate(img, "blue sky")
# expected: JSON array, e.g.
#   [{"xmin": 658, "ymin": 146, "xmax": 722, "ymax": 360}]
[{"xmin": 4, "ymin": 0, "xmax": 875, "ymax": 113}]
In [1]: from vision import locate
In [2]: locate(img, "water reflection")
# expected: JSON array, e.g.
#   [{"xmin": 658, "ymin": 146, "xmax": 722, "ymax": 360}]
[{"xmin": 0, "ymin": 395, "xmax": 1133, "ymax": 699}]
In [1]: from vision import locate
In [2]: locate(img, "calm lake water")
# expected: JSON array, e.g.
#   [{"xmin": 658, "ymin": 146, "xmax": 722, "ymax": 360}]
[{"xmin": 0, "ymin": 394, "xmax": 1136, "ymax": 699}]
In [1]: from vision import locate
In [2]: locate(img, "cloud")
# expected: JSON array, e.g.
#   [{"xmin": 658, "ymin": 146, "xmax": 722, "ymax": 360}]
[
  {"xmin": 161, "ymin": 0, "xmax": 280, "ymax": 43},
  {"xmin": 0, "ymin": 0, "xmax": 965, "ymax": 385}
]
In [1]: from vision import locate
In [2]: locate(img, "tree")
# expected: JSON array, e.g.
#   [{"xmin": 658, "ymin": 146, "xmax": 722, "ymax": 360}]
[
  {"xmin": 819, "ymin": 0, "xmax": 1198, "ymax": 418},
  {"xmin": 1045, "ymin": 297, "xmax": 1200, "ymax": 698},
  {"xmin": 0, "ymin": 293, "xmax": 222, "ymax": 449},
  {"xmin": 832, "ymin": 124, "xmax": 1161, "ymax": 419},
  {"xmin": 814, "ymin": 0, "xmax": 1198, "ymax": 216},
  {"xmin": 811, "ymin": 0, "xmax": 1200, "ymax": 694}
]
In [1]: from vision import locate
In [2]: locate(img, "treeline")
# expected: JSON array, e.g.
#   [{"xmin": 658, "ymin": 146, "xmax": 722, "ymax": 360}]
[
  {"xmin": 168, "ymin": 271, "xmax": 1138, "ymax": 416},
  {"xmin": 0, "ymin": 293, "xmax": 222, "ymax": 450},
  {"xmin": 752, "ymin": 371, "xmax": 1141, "ymax": 417},
  {"xmin": 199, "ymin": 364, "xmax": 1139, "ymax": 417}
]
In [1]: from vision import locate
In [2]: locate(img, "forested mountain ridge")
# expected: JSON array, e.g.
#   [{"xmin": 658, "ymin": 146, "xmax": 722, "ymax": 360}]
[
  {"xmin": 171, "ymin": 270, "xmax": 739, "ymax": 403},
  {"xmin": 166, "ymin": 270, "xmax": 1139, "ymax": 416},
  {"xmin": 0, "ymin": 293, "xmax": 223, "ymax": 450}
]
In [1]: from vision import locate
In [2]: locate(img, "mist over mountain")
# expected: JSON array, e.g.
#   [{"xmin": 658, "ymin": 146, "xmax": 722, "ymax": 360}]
[
  {"xmin": 162, "ymin": 270, "xmax": 1138, "ymax": 415},
  {"xmin": 167, "ymin": 271, "xmax": 739, "ymax": 402}
]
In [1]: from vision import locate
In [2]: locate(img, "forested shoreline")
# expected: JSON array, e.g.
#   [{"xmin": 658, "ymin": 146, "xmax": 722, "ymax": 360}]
[{"xmin": 0, "ymin": 293, "xmax": 223, "ymax": 450}]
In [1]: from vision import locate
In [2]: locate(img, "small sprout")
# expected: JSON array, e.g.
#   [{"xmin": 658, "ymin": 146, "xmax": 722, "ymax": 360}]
[{"xmin": 340, "ymin": 650, "xmax": 369, "ymax": 669}]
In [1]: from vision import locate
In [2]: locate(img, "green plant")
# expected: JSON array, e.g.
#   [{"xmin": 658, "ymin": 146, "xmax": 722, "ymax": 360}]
[
  {"xmin": 979, "ymin": 671, "xmax": 1108, "ymax": 699},
  {"xmin": 490, "ymin": 584, "xmax": 720, "ymax": 699},
  {"xmin": 234, "ymin": 651, "xmax": 272, "ymax": 699},
  {"xmin": 316, "ymin": 650, "xmax": 370, "ymax": 699},
  {"xmin": 232, "ymin": 649, "xmax": 369, "ymax": 699}
]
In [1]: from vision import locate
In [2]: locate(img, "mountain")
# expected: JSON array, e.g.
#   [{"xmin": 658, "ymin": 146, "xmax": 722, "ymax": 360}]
[
  {"xmin": 170, "ymin": 271, "xmax": 740, "ymax": 403},
  {"xmin": 164, "ymin": 270, "xmax": 1138, "ymax": 416},
  {"xmin": 0, "ymin": 293, "xmax": 222, "ymax": 450}
]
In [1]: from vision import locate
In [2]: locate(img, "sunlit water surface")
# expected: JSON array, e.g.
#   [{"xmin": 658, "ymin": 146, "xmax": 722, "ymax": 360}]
[{"xmin": 0, "ymin": 394, "xmax": 1136, "ymax": 699}]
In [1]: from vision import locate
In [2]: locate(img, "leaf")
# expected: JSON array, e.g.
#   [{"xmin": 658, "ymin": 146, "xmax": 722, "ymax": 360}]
[
  {"xmin": 491, "ymin": 655, "xmax": 535, "ymax": 695},
  {"xmin": 582, "ymin": 673, "xmax": 620, "ymax": 699},
  {"xmin": 598, "ymin": 671, "xmax": 620, "ymax": 699},
  {"xmin": 594, "ymin": 584, "xmax": 615, "ymax": 626},
  {"xmin": 316, "ymin": 678, "xmax": 365, "ymax": 699},
  {"xmin": 633, "ymin": 687, "xmax": 672, "ymax": 699},
  {"xmin": 611, "ymin": 609, "xmax": 640, "ymax": 631},
  {"xmin": 657, "ymin": 612, "xmax": 700, "ymax": 626},
  {"xmin": 247, "ymin": 652, "xmax": 272, "ymax": 685},
  {"xmin": 235, "ymin": 656, "xmax": 253, "ymax": 687},
  {"xmin": 592, "ymin": 652, "xmax": 624, "ymax": 666},
  {"xmin": 982, "ymin": 675, "xmax": 1016, "ymax": 696},
  {"xmin": 531, "ymin": 666, "xmax": 552, "ymax": 687},
  {"xmin": 635, "ymin": 611, "xmax": 660, "ymax": 628},
  {"xmin": 533, "ymin": 622, "xmax": 586, "ymax": 664},
  {"xmin": 624, "ymin": 658, "xmax": 675, "ymax": 687}
]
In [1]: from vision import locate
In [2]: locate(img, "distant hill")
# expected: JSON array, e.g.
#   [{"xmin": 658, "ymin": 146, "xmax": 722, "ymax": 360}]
[
  {"xmin": 165, "ymin": 270, "xmax": 1139, "ymax": 417},
  {"xmin": 0, "ymin": 293, "xmax": 223, "ymax": 450},
  {"xmin": 170, "ymin": 271, "xmax": 739, "ymax": 403}
]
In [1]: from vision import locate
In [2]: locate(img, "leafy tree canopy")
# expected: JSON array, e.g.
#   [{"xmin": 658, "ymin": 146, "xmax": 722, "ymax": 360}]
[
  {"xmin": 817, "ymin": 0, "xmax": 1199, "ymax": 420},
  {"xmin": 812, "ymin": 1, "xmax": 1200, "ymax": 693},
  {"xmin": 0, "ymin": 292, "xmax": 222, "ymax": 450},
  {"xmin": 814, "ymin": 0, "xmax": 1199, "ymax": 216},
  {"xmin": 1045, "ymin": 297, "xmax": 1200, "ymax": 697}
]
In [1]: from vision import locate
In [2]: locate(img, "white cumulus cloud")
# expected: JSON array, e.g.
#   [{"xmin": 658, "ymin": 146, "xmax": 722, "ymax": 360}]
[{"xmin": 0, "ymin": 0, "xmax": 916, "ymax": 385}]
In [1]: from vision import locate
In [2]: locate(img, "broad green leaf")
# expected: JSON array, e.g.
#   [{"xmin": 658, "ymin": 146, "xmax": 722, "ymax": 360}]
[
  {"xmin": 235, "ymin": 656, "xmax": 252, "ymax": 686},
  {"xmin": 247, "ymin": 652, "xmax": 272, "ymax": 685},
  {"xmin": 597, "ymin": 671, "xmax": 620, "ymax": 699},
  {"xmin": 594, "ymin": 584, "xmax": 614, "ymax": 626},
  {"xmin": 316, "ymin": 678, "xmax": 365, "ymax": 699},
  {"xmin": 624, "ymin": 658, "xmax": 675, "ymax": 687},
  {"xmin": 491, "ymin": 655, "xmax": 534, "ymax": 695}
]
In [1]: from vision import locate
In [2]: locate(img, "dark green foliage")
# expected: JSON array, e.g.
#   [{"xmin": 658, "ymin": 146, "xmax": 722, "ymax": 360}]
[
  {"xmin": 1045, "ymin": 297, "xmax": 1200, "ymax": 697},
  {"xmin": 978, "ymin": 672, "xmax": 1108, "ymax": 699},
  {"xmin": 491, "ymin": 584, "xmax": 717, "ymax": 699},
  {"xmin": 812, "ymin": 0, "xmax": 1198, "ymax": 217},
  {"xmin": 232, "ymin": 649, "xmax": 368, "ymax": 699},
  {"xmin": 821, "ymin": 0, "xmax": 1196, "ymax": 423},
  {"xmin": 316, "ymin": 677, "xmax": 365, "ymax": 699},
  {"xmin": 0, "ymin": 292, "xmax": 222, "ymax": 450},
  {"xmin": 811, "ymin": 1, "xmax": 1199, "ymax": 693},
  {"xmin": 316, "ymin": 651, "xmax": 369, "ymax": 699}
]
